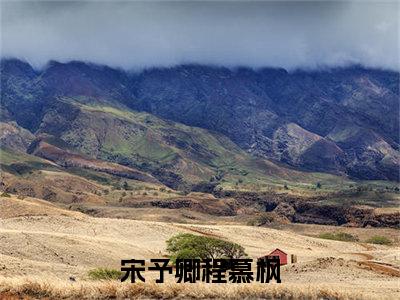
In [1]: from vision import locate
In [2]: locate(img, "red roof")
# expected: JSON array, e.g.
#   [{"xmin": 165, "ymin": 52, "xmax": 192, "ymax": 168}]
[
  {"xmin": 259, "ymin": 248, "xmax": 287, "ymax": 258},
  {"xmin": 268, "ymin": 248, "xmax": 287, "ymax": 255}
]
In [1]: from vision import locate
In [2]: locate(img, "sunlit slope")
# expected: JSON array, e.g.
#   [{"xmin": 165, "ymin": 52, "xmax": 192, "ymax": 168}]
[{"xmin": 35, "ymin": 99, "xmax": 355, "ymax": 190}]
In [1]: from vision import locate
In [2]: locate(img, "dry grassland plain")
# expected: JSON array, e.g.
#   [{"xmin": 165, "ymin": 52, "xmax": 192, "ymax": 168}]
[{"xmin": 0, "ymin": 195, "xmax": 399, "ymax": 299}]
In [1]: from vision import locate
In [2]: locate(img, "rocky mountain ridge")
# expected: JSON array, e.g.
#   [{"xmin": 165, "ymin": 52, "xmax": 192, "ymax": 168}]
[{"xmin": 1, "ymin": 58, "xmax": 399, "ymax": 181}]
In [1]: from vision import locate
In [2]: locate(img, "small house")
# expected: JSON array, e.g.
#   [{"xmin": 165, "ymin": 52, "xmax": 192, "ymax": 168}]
[{"xmin": 259, "ymin": 248, "xmax": 288, "ymax": 265}]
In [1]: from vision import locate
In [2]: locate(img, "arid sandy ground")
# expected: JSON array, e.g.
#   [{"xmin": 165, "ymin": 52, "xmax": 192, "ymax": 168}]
[{"xmin": 0, "ymin": 196, "xmax": 399, "ymax": 299}]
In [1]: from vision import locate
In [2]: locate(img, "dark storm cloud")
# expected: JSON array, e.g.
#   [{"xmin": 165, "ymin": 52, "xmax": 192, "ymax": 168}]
[{"xmin": 1, "ymin": 1, "xmax": 399, "ymax": 70}]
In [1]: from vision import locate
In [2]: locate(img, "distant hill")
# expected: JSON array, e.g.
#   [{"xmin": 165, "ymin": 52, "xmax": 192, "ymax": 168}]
[{"xmin": 1, "ymin": 58, "xmax": 399, "ymax": 182}]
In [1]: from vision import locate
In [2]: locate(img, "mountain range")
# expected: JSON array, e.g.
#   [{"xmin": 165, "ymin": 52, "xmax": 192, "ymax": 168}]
[{"xmin": 1, "ymin": 58, "xmax": 399, "ymax": 189}]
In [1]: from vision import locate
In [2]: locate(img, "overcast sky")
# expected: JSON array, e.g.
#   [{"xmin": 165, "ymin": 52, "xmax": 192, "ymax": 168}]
[{"xmin": 1, "ymin": 0, "xmax": 399, "ymax": 71}]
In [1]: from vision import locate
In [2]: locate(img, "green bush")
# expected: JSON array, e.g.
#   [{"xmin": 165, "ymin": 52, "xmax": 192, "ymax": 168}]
[
  {"xmin": 365, "ymin": 235, "xmax": 392, "ymax": 245},
  {"xmin": 122, "ymin": 181, "xmax": 133, "ymax": 191},
  {"xmin": 88, "ymin": 268, "xmax": 122, "ymax": 281},
  {"xmin": 318, "ymin": 232, "xmax": 358, "ymax": 242},
  {"xmin": 1, "ymin": 192, "xmax": 11, "ymax": 197},
  {"xmin": 166, "ymin": 233, "xmax": 247, "ymax": 263}
]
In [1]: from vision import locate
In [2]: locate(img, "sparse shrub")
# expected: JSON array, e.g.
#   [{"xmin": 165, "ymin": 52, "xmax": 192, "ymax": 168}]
[
  {"xmin": 121, "ymin": 191, "xmax": 127, "ymax": 197},
  {"xmin": 122, "ymin": 181, "xmax": 129, "ymax": 190},
  {"xmin": 1, "ymin": 192, "xmax": 11, "ymax": 197},
  {"xmin": 177, "ymin": 190, "xmax": 189, "ymax": 196},
  {"xmin": 316, "ymin": 182, "xmax": 321, "ymax": 189},
  {"xmin": 142, "ymin": 192, "xmax": 148, "ymax": 196},
  {"xmin": 153, "ymin": 192, "xmax": 158, "ymax": 196},
  {"xmin": 215, "ymin": 186, "xmax": 223, "ymax": 192},
  {"xmin": 318, "ymin": 232, "xmax": 358, "ymax": 242},
  {"xmin": 88, "ymin": 268, "xmax": 122, "ymax": 281},
  {"xmin": 166, "ymin": 233, "xmax": 247, "ymax": 263},
  {"xmin": 366, "ymin": 235, "xmax": 392, "ymax": 245},
  {"xmin": 215, "ymin": 170, "xmax": 225, "ymax": 181},
  {"xmin": 103, "ymin": 189, "xmax": 109, "ymax": 195},
  {"xmin": 191, "ymin": 181, "xmax": 216, "ymax": 193},
  {"xmin": 284, "ymin": 184, "xmax": 289, "ymax": 190},
  {"xmin": 159, "ymin": 187, "xmax": 166, "ymax": 192}
]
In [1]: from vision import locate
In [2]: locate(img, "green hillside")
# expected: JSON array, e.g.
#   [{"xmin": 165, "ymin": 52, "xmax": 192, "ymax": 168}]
[{"xmin": 36, "ymin": 99, "xmax": 359, "ymax": 192}]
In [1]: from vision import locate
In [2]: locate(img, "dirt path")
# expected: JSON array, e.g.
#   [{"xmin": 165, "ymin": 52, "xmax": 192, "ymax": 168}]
[
  {"xmin": 357, "ymin": 242, "xmax": 376, "ymax": 251},
  {"xmin": 347, "ymin": 243, "xmax": 400, "ymax": 277},
  {"xmin": 359, "ymin": 261, "xmax": 400, "ymax": 277},
  {"xmin": 173, "ymin": 224, "xmax": 223, "ymax": 238},
  {"xmin": 349, "ymin": 252, "xmax": 374, "ymax": 260}
]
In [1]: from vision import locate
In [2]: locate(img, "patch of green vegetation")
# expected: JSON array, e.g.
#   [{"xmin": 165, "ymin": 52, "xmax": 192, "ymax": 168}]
[
  {"xmin": 0, "ymin": 148, "xmax": 58, "ymax": 175},
  {"xmin": 365, "ymin": 235, "xmax": 392, "ymax": 245},
  {"xmin": 1, "ymin": 192, "xmax": 11, "ymax": 197},
  {"xmin": 87, "ymin": 268, "xmax": 122, "ymax": 281},
  {"xmin": 322, "ymin": 188, "xmax": 399, "ymax": 208},
  {"xmin": 66, "ymin": 167, "xmax": 115, "ymax": 185},
  {"xmin": 39, "ymin": 135, "xmax": 76, "ymax": 151},
  {"xmin": 2, "ymin": 163, "xmax": 36, "ymax": 175},
  {"xmin": 0, "ymin": 148, "xmax": 48, "ymax": 165},
  {"xmin": 166, "ymin": 233, "xmax": 247, "ymax": 263},
  {"xmin": 328, "ymin": 125, "xmax": 361, "ymax": 143},
  {"xmin": 318, "ymin": 232, "xmax": 358, "ymax": 242}
]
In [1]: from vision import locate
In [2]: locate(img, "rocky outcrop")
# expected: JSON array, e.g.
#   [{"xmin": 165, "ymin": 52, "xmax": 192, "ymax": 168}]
[
  {"xmin": 273, "ymin": 202, "xmax": 296, "ymax": 221},
  {"xmin": 268, "ymin": 199, "xmax": 399, "ymax": 228},
  {"xmin": 122, "ymin": 196, "xmax": 237, "ymax": 216},
  {"xmin": 0, "ymin": 122, "xmax": 35, "ymax": 152}
]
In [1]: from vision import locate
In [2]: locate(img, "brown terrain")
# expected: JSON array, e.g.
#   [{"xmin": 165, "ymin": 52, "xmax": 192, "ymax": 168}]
[
  {"xmin": 0, "ymin": 195, "xmax": 399, "ymax": 299},
  {"xmin": 1, "ymin": 59, "xmax": 399, "ymax": 299},
  {"xmin": 29, "ymin": 138, "xmax": 159, "ymax": 184}
]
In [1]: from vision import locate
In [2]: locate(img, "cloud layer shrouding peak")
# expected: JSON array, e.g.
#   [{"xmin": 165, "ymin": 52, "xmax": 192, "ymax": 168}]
[{"xmin": 1, "ymin": 1, "xmax": 399, "ymax": 71}]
